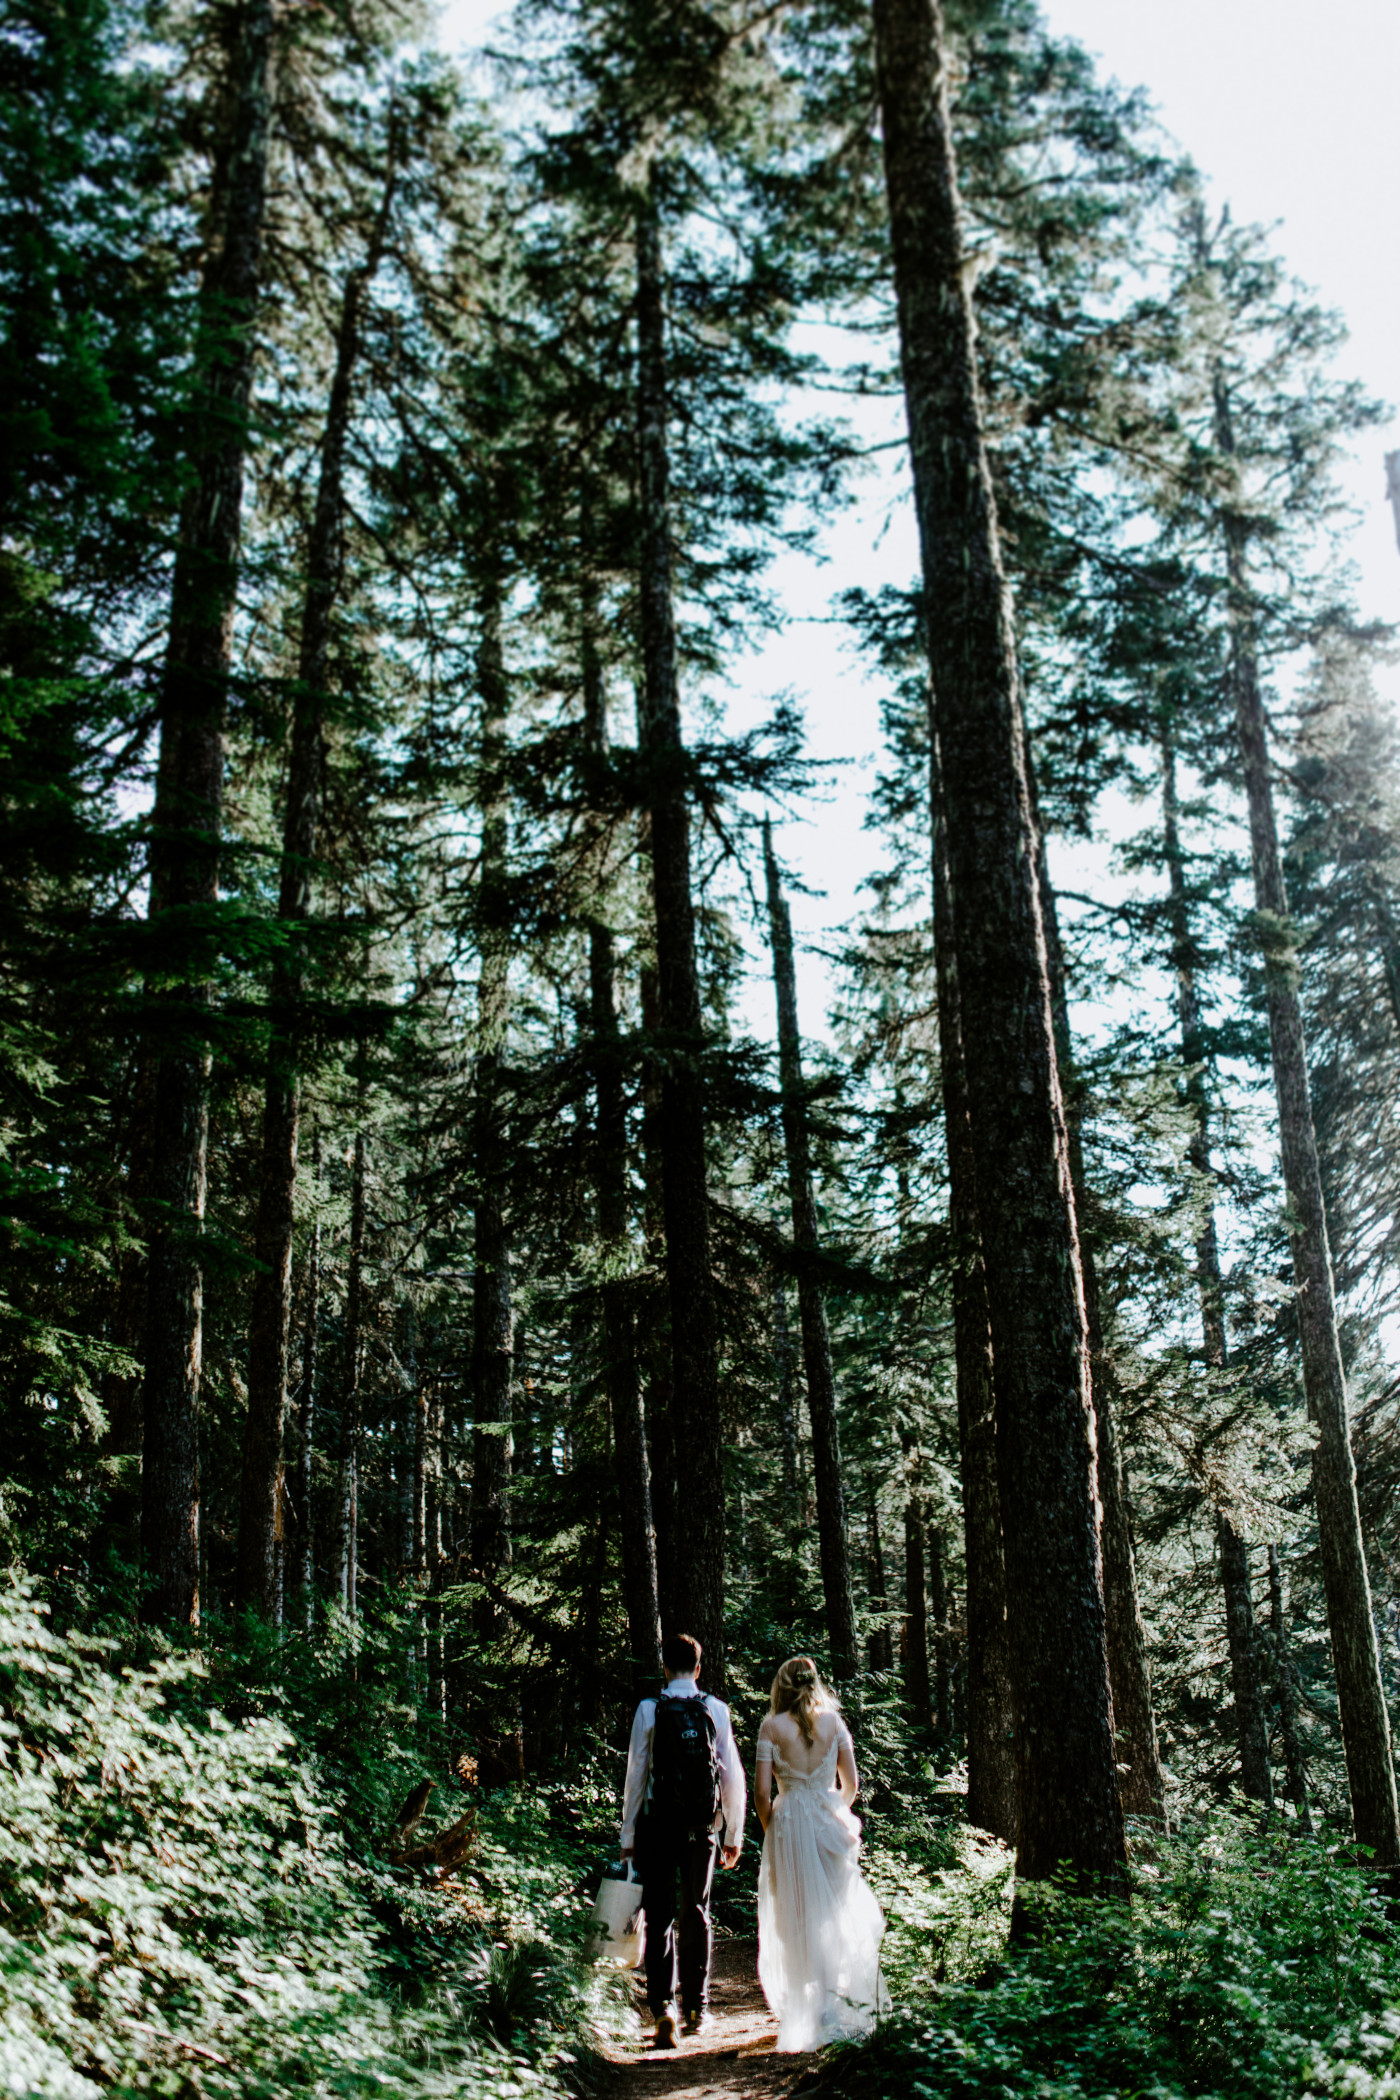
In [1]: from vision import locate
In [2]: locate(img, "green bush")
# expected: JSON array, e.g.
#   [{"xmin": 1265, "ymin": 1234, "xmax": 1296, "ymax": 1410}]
[
  {"xmin": 0, "ymin": 1573, "xmax": 563, "ymax": 2099},
  {"xmin": 822, "ymin": 1815, "xmax": 1400, "ymax": 2100},
  {"xmin": 20, "ymin": 1552, "xmax": 1397, "ymax": 2100}
]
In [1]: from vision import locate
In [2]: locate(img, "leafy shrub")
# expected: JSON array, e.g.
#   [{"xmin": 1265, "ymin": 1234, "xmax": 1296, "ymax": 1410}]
[
  {"xmin": 0, "ymin": 1573, "xmax": 562, "ymax": 2099},
  {"xmin": 865, "ymin": 1810, "xmax": 1012, "ymax": 1993},
  {"xmin": 462, "ymin": 1941, "xmax": 578, "ymax": 2048},
  {"xmin": 199, "ymin": 1601, "xmax": 457, "ymax": 1859},
  {"xmin": 818, "ymin": 1814, "xmax": 1400, "ymax": 2100}
]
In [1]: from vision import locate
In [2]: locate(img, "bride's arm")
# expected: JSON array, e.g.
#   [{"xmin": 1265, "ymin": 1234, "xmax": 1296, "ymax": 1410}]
[
  {"xmin": 836, "ymin": 1724, "xmax": 859, "ymax": 1803},
  {"xmin": 755, "ymin": 1726, "xmax": 775, "ymax": 1831}
]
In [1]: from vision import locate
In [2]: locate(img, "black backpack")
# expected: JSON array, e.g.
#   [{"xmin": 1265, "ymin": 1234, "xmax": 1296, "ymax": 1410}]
[{"xmin": 649, "ymin": 1693, "xmax": 723, "ymax": 1839}]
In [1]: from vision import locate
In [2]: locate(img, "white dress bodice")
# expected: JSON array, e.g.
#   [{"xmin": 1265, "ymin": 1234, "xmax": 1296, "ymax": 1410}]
[{"xmin": 771, "ymin": 1734, "xmax": 841, "ymax": 1793}]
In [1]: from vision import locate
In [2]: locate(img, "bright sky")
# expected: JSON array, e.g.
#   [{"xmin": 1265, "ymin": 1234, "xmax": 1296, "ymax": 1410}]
[
  {"xmin": 433, "ymin": 0, "xmax": 1400, "ymax": 1036},
  {"xmin": 1039, "ymin": 0, "xmax": 1400, "ymax": 628}
]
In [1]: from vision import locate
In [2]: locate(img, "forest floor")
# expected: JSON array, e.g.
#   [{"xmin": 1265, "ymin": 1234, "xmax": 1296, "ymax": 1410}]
[{"xmin": 597, "ymin": 1940, "xmax": 804, "ymax": 2100}]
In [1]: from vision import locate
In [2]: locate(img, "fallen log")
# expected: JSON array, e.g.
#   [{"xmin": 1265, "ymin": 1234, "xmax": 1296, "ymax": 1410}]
[{"xmin": 388, "ymin": 1804, "xmax": 478, "ymax": 1878}]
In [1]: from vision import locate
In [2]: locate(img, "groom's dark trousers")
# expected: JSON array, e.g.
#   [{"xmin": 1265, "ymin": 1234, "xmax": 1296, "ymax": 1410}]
[{"xmin": 634, "ymin": 1813, "xmax": 718, "ymax": 2017}]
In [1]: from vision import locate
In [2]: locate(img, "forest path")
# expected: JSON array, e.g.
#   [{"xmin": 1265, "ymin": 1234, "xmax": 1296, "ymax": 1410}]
[{"xmin": 598, "ymin": 1940, "xmax": 803, "ymax": 2100}]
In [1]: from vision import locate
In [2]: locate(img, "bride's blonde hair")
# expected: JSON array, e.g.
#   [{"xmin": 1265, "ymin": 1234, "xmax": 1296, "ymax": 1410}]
[{"xmin": 769, "ymin": 1655, "xmax": 834, "ymax": 1746}]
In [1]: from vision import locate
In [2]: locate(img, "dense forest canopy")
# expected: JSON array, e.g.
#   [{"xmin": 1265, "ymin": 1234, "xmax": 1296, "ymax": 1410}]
[{"xmin": 4, "ymin": 0, "xmax": 1400, "ymax": 2092}]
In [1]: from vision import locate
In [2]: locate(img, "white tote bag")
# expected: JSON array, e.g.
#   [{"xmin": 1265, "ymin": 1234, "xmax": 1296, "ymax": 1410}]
[{"xmin": 586, "ymin": 1859, "xmax": 645, "ymax": 1966}]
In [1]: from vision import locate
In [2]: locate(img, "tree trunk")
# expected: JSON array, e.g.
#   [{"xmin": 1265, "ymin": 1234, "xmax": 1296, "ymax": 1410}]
[
  {"xmin": 103, "ymin": 1050, "xmax": 157, "ymax": 1468},
  {"xmin": 235, "ymin": 161, "xmax": 394, "ymax": 1618},
  {"xmin": 1212, "ymin": 368, "xmax": 1398, "ymax": 1862},
  {"xmin": 296, "ymin": 1126, "xmax": 320, "ymax": 1630},
  {"xmin": 428, "ymin": 1379, "xmax": 444, "ymax": 1587},
  {"xmin": 471, "ymin": 589, "xmax": 514, "ymax": 1607},
  {"xmin": 583, "ymin": 601, "xmax": 661, "ymax": 1696},
  {"xmin": 773, "ymin": 1279, "xmax": 800, "ymax": 1528},
  {"xmin": 865, "ymin": 1473, "xmax": 894, "ymax": 1670},
  {"xmin": 571, "ymin": 1514, "xmax": 610, "ymax": 1743},
  {"xmin": 640, "ymin": 964, "xmax": 682, "ymax": 1636},
  {"xmin": 426, "ymin": 1379, "xmax": 446, "ymax": 1725},
  {"xmin": 1218, "ymin": 1516, "xmax": 1274, "ymax": 1803},
  {"xmin": 1268, "ymin": 1542, "xmax": 1313, "ymax": 1828},
  {"xmin": 873, "ymin": 0, "xmax": 1123, "ymax": 1890},
  {"xmin": 633, "ymin": 195, "xmax": 725, "ymax": 1686},
  {"xmin": 1035, "ymin": 818, "xmax": 1165, "ymax": 1825},
  {"xmin": 1367, "ymin": 890, "xmax": 1400, "ymax": 1047},
  {"xmin": 413, "ymin": 1382, "xmax": 427, "ymax": 1574},
  {"xmin": 1161, "ymin": 708, "xmax": 1230, "ymax": 1388},
  {"xmin": 513, "ymin": 1325, "xmax": 534, "ymax": 1478},
  {"xmin": 396, "ymin": 1300, "xmax": 418, "ymax": 1572},
  {"xmin": 931, "ymin": 763, "xmax": 1018, "ymax": 1839},
  {"xmin": 1160, "ymin": 718, "xmax": 1271, "ymax": 1804},
  {"xmin": 140, "ymin": 0, "xmax": 276, "ymax": 1628},
  {"xmin": 95, "ymin": 1052, "xmax": 158, "ymax": 1580},
  {"xmin": 763, "ymin": 823, "xmax": 858, "ymax": 1679},
  {"xmin": 409, "ymin": 1373, "xmax": 426, "ymax": 1703},
  {"xmin": 1091, "ymin": 1374, "xmax": 1165, "ymax": 1822},
  {"xmin": 332, "ymin": 1115, "xmax": 366, "ymax": 1612},
  {"xmin": 645, "ymin": 1353, "xmax": 680, "ymax": 1635},
  {"xmin": 903, "ymin": 1467, "xmax": 932, "ymax": 1728},
  {"xmin": 929, "ymin": 1521, "xmax": 952, "ymax": 1737},
  {"xmin": 951, "ymin": 1588, "xmax": 968, "ymax": 1737}
]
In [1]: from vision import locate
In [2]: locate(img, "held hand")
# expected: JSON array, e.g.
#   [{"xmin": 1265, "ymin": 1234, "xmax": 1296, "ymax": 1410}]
[
  {"xmin": 620, "ymin": 1847, "xmax": 633, "ymax": 1860},
  {"xmin": 721, "ymin": 1845, "xmax": 740, "ymax": 1869}
]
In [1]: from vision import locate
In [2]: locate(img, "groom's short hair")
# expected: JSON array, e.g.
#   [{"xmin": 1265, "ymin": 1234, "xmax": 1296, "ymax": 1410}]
[{"xmin": 661, "ymin": 1633, "xmax": 702, "ymax": 1676}]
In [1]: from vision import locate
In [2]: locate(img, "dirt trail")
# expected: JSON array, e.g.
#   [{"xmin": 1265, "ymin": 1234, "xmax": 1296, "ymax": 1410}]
[{"xmin": 597, "ymin": 1940, "xmax": 804, "ymax": 2100}]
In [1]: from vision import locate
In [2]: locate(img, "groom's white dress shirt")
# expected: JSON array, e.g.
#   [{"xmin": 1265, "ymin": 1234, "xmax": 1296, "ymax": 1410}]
[{"xmin": 620, "ymin": 1675, "xmax": 746, "ymax": 1854}]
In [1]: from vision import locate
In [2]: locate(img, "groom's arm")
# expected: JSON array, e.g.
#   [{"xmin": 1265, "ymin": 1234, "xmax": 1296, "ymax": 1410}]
[
  {"xmin": 713, "ymin": 1700, "xmax": 746, "ymax": 1858},
  {"xmin": 619, "ymin": 1699, "xmax": 654, "ymax": 1855}
]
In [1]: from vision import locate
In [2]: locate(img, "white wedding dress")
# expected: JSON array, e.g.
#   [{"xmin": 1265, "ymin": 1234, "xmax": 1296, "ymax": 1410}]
[{"xmin": 756, "ymin": 1726, "xmax": 888, "ymax": 2052}]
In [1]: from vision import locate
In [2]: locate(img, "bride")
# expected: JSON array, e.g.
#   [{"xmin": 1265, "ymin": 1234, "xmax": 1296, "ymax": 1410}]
[{"xmin": 754, "ymin": 1655, "xmax": 888, "ymax": 2052}]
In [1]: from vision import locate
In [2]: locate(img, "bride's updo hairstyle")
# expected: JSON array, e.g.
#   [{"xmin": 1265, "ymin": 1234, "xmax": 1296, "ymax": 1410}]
[{"xmin": 769, "ymin": 1655, "xmax": 834, "ymax": 1746}]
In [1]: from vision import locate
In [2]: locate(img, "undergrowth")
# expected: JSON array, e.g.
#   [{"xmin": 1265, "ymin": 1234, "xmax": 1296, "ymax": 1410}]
[
  {"xmin": 823, "ymin": 1813, "xmax": 1400, "ymax": 2100},
  {"xmin": 0, "ymin": 1573, "xmax": 607, "ymax": 2100},
  {"xmin": 9, "ymin": 1568, "xmax": 1399, "ymax": 2100}
]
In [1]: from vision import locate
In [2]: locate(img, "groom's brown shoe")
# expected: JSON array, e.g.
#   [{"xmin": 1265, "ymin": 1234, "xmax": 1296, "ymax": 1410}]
[
  {"xmin": 681, "ymin": 2010, "xmax": 711, "ymax": 2038},
  {"xmin": 652, "ymin": 2012, "xmax": 677, "ymax": 2050}
]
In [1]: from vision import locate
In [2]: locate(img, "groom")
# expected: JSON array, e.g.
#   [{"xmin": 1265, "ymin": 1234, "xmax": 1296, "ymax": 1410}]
[{"xmin": 620, "ymin": 1633, "xmax": 745, "ymax": 2049}]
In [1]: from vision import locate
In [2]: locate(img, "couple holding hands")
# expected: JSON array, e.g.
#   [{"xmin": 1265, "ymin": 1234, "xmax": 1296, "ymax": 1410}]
[{"xmin": 619, "ymin": 1634, "xmax": 887, "ymax": 2054}]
